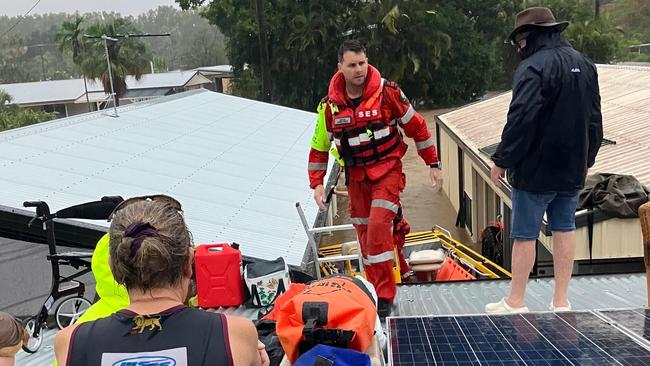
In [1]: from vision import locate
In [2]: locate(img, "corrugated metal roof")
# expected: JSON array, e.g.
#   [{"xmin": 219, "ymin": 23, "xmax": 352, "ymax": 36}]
[
  {"xmin": 195, "ymin": 65, "xmax": 234, "ymax": 74},
  {"xmin": 394, "ymin": 273, "xmax": 647, "ymax": 316},
  {"xmin": 15, "ymin": 328, "xmax": 57, "ymax": 365},
  {"xmin": 0, "ymin": 78, "xmax": 92, "ymax": 105},
  {"xmin": 0, "ymin": 89, "xmax": 323, "ymax": 266},
  {"xmin": 0, "ymin": 71, "xmax": 212, "ymax": 105},
  {"xmin": 123, "ymin": 71, "xmax": 211, "ymax": 89},
  {"xmin": 122, "ymin": 87, "xmax": 172, "ymax": 98},
  {"xmin": 438, "ymin": 64, "xmax": 650, "ymax": 188}
]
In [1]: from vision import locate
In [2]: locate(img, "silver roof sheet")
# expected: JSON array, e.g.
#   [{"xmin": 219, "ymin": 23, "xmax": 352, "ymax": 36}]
[
  {"xmin": 0, "ymin": 89, "xmax": 323, "ymax": 266},
  {"xmin": 0, "ymin": 71, "xmax": 211, "ymax": 105},
  {"xmin": 15, "ymin": 328, "xmax": 57, "ymax": 365},
  {"xmin": 121, "ymin": 70, "xmax": 211, "ymax": 89},
  {"xmin": 0, "ymin": 78, "xmax": 91, "ymax": 105},
  {"xmin": 194, "ymin": 65, "xmax": 234, "ymax": 73},
  {"xmin": 394, "ymin": 273, "xmax": 647, "ymax": 317}
]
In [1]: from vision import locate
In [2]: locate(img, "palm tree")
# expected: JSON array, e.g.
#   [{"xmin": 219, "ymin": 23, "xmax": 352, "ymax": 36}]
[
  {"xmin": 57, "ymin": 16, "xmax": 85, "ymax": 64},
  {"xmin": 81, "ymin": 19, "xmax": 150, "ymax": 106},
  {"xmin": 375, "ymin": 4, "xmax": 451, "ymax": 82},
  {"xmin": 57, "ymin": 16, "xmax": 92, "ymax": 111}
]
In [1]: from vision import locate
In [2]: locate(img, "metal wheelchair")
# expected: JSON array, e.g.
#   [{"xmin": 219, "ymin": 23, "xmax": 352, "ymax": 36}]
[{"xmin": 20, "ymin": 196, "xmax": 122, "ymax": 353}]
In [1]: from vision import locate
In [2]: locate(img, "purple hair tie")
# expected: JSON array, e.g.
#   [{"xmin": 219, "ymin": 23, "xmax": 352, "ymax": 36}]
[{"xmin": 125, "ymin": 221, "xmax": 158, "ymax": 258}]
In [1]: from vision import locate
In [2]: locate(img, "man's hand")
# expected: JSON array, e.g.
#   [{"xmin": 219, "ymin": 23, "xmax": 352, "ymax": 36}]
[
  {"xmin": 313, "ymin": 184, "xmax": 327, "ymax": 211},
  {"xmin": 430, "ymin": 168, "xmax": 443, "ymax": 193},
  {"xmin": 490, "ymin": 164, "xmax": 506, "ymax": 187}
]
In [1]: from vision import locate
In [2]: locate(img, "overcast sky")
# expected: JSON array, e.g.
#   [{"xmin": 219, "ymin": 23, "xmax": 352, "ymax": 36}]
[{"xmin": 0, "ymin": 0, "xmax": 181, "ymax": 17}]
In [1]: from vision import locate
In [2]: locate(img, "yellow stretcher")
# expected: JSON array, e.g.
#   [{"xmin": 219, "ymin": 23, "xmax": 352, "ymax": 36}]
[{"xmin": 317, "ymin": 226, "xmax": 511, "ymax": 282}]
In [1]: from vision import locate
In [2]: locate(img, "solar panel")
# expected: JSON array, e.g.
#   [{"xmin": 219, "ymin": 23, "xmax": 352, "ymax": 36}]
[
  {"xmin": 388, "ymin": 312, "xmax": 650, "ymax": 366},
  {"xmin": 599, "ymin": 308, "xmax": 650, "ymax": 343},
  {"xmin": 460, "ymin": 314, "xmax": 568, "ymax": 365}
]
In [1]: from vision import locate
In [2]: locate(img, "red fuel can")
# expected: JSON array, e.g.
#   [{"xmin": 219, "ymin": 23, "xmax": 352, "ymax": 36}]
[{"xmin": 194, "ymin": 243, "xmax": 244, "ymax": 308}]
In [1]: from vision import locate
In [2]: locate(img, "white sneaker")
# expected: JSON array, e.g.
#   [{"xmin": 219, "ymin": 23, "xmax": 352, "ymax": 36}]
[
  {"xmin": 485, "ymin": 298, "xmax": 529, "ymax": 314},
  {"xmin": 549, "ymin": 302, "xmax": 572, "ymax": 312}
]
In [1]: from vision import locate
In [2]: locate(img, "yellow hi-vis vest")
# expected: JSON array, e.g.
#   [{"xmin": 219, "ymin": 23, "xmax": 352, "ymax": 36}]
[
  {"xmin": 310, "ymin": 101, "xmax": 344, "ymax": 166},
  {"xmin": 52, "ymin": 233, "xmax": 129, "ymax": 366}
]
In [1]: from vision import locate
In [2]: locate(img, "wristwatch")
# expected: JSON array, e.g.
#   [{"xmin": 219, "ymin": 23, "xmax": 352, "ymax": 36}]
[{"xmin": 429, "ymin": 162, "xmax": 441, "ymax": 169}]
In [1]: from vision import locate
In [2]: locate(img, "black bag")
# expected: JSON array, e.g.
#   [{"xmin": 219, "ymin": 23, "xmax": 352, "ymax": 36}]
[
  {"xmin": 579, "ymin": 173, "xmax": 650, "ymax": 218},
  {"xmin": 244, "ymin": 257, "xmax": 290, "ymax": 307},
  {"xmin": 481, "ymin": 222, "xmax": 504, "ymax": 266},
  {"xmin": 578, "ymin": 173, "xmax": 650, "ymax": 261},
  {"xmin": 256, "ymin": 319, "xmax": 285, "ymax": 366}
]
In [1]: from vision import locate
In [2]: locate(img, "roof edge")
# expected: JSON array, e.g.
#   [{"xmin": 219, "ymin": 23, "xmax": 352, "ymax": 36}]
[
  {"xmin": 0, "ymin": 89, "xmax": 210, "ymax": 142},
  {"xmin": 597, "ymin": 63, "xmax": 650, "ymax": 72}
]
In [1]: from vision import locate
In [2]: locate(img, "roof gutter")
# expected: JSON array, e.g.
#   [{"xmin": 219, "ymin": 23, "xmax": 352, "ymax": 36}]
[
  {"xmin": 434, "ymin": 115, "xmax": 513, "ymax": 199},
  {"xmin": 0, "ymin": 204, "xmax": 107, "ymax": 249}
]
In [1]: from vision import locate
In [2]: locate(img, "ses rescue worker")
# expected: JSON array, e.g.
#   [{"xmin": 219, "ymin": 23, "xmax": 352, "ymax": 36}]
[{"xmin": 307, "ymin": 39, "xmax": 443, "ymax": 317}]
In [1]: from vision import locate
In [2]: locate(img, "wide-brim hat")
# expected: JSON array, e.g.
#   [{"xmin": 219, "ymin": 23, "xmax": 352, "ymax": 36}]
[{"xmin": 508, "ymin": 7, "xmax": 569, "ymax": 43}]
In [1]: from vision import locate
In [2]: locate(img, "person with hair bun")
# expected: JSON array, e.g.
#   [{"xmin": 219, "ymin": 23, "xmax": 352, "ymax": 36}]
[
  {"xmin": 54, "ymin": 195, "xmax": 269, "ymax": 366},
  {"xmin": 0, "ymin": 312, "xmax": 27, "ymax": 366}
]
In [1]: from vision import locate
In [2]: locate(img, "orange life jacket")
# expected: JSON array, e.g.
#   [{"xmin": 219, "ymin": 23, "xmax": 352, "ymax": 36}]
[{"xmin": 326, "ymin": 83, "xmax": 402, "ymax": 167}]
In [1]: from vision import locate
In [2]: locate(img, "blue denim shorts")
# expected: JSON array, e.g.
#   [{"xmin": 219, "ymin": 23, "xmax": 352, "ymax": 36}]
[{"xmin": 511, "ymin": 188, "xmax": 580, "ymax": 241}]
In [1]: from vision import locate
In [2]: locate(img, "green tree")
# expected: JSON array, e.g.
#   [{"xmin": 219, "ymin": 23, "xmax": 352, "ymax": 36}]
[
  {"xmin": 365, "ymin": 4, "xmax": 452, "ymax": 88},
  {"xmin": 1, "ymin": 8, "xmax": 226, "ymax": 84},
  {"xmin": 80, "ymin": 18, "xmax": 151, "ymax": 105},
  {"xmin": 0, "ymin": 90, "xmax": 56, "ymax": 131},
  {"xmin": 609, "ymin": 0, "xmax": 650, "ymax": 40},
  {"xmin": 443, "ymin": 0, "xmax": 522, "ymax": 90},
  {"xmin": 151, "ymin": 54, "xmax": 168, "ymax": 73},
  {"xmin": 0, "ymin": 36, "xmax": 31, "ymax": 83},
  {"xmin": 609, "ymin": 0, "xmax": 650, "ymax": 61},
  {"xmin": 57, "ymin": 16, "xmax": 86, "ymax": 64},
  {"xmin": 423, "ymin": 4, "xmax": 501, "ymax": 105},
  {"xmin": 229, "ymin": 68, "xmax": 261, "ymax": 98},
  {"xmin": 136, "ymin": 6, "xmax": 227, "ymax": 70},
  {"xmin": 179, "ymin": 0, "xmax": 518, "ymax": 109},
  {"xmin": 183, "ymin": 0, "xmax": 352, "ymax": 109},
  {"xmin": 529, "ymin": 0, "xmax": 626, "ymax": 63},
  {"xmin": 0, "ymin": 13, "xmax": 78, "ymax": 83},
  {"xmin": 567, "ymin": 16, "xmax": 625, "ymax": 63},
  {"xmin": 57, "ymin": 16, "xmax": 93, "ymax": 110}
]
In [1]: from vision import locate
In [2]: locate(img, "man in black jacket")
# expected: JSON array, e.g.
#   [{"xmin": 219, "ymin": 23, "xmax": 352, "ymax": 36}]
[{"xmin": 486, "ymin": 7, "xmax": 603, "ymax": 314}]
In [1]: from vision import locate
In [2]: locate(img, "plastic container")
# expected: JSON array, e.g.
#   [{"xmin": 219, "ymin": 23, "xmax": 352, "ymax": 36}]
[{"xmin": 194, "ymin": 243, "xmax": 244, "ymax": 308}]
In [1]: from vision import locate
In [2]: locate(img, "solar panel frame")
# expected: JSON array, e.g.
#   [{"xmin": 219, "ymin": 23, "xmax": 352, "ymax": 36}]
[{"xmin": 387, "ymin": 311, "xmax": 650, "ymax": 366}]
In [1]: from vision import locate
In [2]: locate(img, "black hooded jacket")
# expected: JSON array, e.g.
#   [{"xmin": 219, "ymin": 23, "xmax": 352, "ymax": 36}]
[{"xmin": 492, "ymin": 31, "xmax": 603, "ymax": 192}]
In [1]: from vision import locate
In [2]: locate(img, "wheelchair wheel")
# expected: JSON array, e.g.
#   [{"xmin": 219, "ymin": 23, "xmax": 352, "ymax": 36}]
[
  {"xmin": 55, "ymin": 296, "xmax": 92, "ymax": 329},
  {"xmin": 22, "ymin": 317, "xmax": 43, "ymax": 353}
]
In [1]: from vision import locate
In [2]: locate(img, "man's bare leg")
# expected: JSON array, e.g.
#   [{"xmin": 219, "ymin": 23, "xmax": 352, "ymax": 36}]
[
  {"xmin": 551, "ymin": 231, "xmax": 575, "ymax": 307},
  {"xmin": 505, "ymin": 239, "xmax": 536, "ymax": 308}
]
